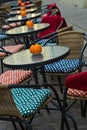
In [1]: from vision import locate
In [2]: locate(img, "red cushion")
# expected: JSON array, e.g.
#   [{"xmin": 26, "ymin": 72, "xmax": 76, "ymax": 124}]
[
  {"xmin": 67, "ymin": 88, "xmax": 87, "ymax": 98},
  {"xmin": 38, "ymin": 15, "xmax": 67, "ymax": 38},
  {"xmin": 0, "ymin": 70, "xmax": 32, "ymax": 84},
  {"xmin": 0, "ymin": 44, "xmax": 24, "ymax": 57},
  {"xmin": 66, "ymin": 71, "xmax": 87, "ymax": 92}
]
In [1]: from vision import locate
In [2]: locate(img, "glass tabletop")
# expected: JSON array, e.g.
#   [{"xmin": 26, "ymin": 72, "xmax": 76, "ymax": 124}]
[
  {"xmin": 7, "ymin": 12, "xmax": 41, "ymax": 22},
  {"xmin": 3, "ymin": 46, "xmax": 70, "ymax": 69},
  {"xmin": 12, "ymin": 4, "xmax": 35, "ymax": 10},
  {"xmin": 5, "ymin": 23, "xmax": 50, "ymax": 35},
  {"xmin": 9, "ymin": 7, "xmax": 37, "ymax": 15}
]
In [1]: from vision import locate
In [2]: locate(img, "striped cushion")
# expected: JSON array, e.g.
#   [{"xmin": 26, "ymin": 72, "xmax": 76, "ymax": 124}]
[
  {"xmin": 0, "ymin": 34, "xmax": 8, "ymax": 40},
  {"xmin": 0, "ymin": 70, "xmax": 32, "ymax": 84},
  {"xmin": 44, "ymin": 59, "xmax": 80, "ymax": 73},
  {"xmin": 2, "ymin": 22, "xmax": 21, "ymax": 30},
  {"xmin": 37, "ymin": 39, "xmax": 56, "ymax": 46},
  {"xmin": 67, "ymin": 88, "xmax": 87, "ymax": 98},
  {"xmin": 11, "ymin": 88, "xmax": 51, "ymax": 117},
  {"xmin": 0, "ymin": 44, "xmax": 24, "ymax": 57}
]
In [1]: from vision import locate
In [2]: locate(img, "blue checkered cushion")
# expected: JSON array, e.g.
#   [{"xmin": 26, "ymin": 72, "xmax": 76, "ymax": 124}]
[
  {"xmin": 37, "ymin": 39, "xmax": 56, "ymax": 46},
  {"xmin": 11, "ymin": 88, "xmax": 51, "ymax": 118},
  {"xmin": 0, "ymin": 34, "xmax": 8, "ymax": 40},
  {"xmin": 44, "ymin": 59, "xmax": 83, "ymax": 73}
]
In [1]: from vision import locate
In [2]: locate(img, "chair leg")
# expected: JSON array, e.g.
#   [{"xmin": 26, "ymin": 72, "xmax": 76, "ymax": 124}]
[
  {"xmin": 1, "ymin": 59, "xmax": 4, "ymax": 73},
  {"xmin": 41, "ymin": 66, "xmax": 47, "ymax": 83},
  {"xmin": 66, "ymin": 112, "xmax": 78, "ymax": 130},
  {"xmin": 57, "ymin": 75, "xmax": 63, "ymax": 93},
  {"xmin": 0, "ymin": 116, "xmax": 32, "ymax": 130},
  {"xmin": 63, "ymin": 88, "xmax": 78, "ymax": 130},
  {"xmin": 11, "ymin": 121, "xmax": 18, "ymax": 130},
  {"xmin": 61, "ymin": 114, "xmax": 70, "ymax": 130},
  {"xmin": 80, "ymin": 100, "xmax": 87, "ymax": 117}
]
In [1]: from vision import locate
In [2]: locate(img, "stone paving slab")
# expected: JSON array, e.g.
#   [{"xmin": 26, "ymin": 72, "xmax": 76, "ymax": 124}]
[{"xmin": 0, "ymin": 0, "xmax": 87, "ymax": 130}]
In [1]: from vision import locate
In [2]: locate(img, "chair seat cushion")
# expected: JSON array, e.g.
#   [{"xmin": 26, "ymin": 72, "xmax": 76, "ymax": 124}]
[
  {"xmin": 11, "ymin": 88, "xmax": 51, "ymax": 117},
  {"xmin": 0, "ymin": 34, "xmax": 8, "ymax": 40},
  {"xmin": 37, "ymin": 39, "xmax": 56, "ymax": 46},
  {"xmin": 0, "ymin": 70, "xmax": 32, "ymax": 84},
  {"xmin": 2, "ymin": 22, "xmax": 21, "ymax": 30},
  {"xmin": 44, "ymin": 59, "xmax": 80, "ymax": 73},
  {"xmin": 0, "ymin": 44, "xmax": 24, "ymax": 57},
  {"xmin": 67, "ymin": 88, "xmax": 87, "ymax": 98}
]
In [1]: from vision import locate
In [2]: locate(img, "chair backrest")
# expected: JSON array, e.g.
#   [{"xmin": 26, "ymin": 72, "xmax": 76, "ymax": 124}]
[
  {"xmin": 58, "ymin": 26, "xmax": 73, "ymax": 33},
  {"xmin": 33, "ymin": 0, "xmax": 42, "ymax": 10},
  {"xmin": 38, "ymin": 15, "xmax": 67, "ymax": 38},
  {"xmin": 58, "ymin": 31, "xmax": 85, "ymax": 59},
  {"xmin": 1, "ymin": 3, "xmax": 12, "ymax": 12}
]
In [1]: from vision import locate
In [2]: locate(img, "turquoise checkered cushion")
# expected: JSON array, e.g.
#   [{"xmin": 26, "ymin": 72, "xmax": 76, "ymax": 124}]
[
  {"xmin": 37, "ymin": 39, "xmax": 56, "ymax": 46},
  {"xmin": 11, "ymin": 88, "xmax": 52, "ymax": 118},
  {"xmin": 44, "ymin": 59, "xmax": 83, "ymax": 73}
]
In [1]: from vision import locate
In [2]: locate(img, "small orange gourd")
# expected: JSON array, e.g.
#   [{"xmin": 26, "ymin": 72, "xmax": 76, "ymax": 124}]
[
  {"xmin": 26, "ymin": 20, "xmax": 34, "ymax": 28},
  {"xmin": 20, "ymin": 10, "xmax": 26, "ymax": 16},
  {"xmin": 18, "ymin": 0, "xmax": 22, "ymax": 6},
  {"xmin": 30, "ymin": 44, "xmax": 42, "ymax": 55}
]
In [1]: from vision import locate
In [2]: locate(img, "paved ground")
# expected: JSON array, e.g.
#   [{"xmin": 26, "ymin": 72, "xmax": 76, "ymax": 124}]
[{"xmin": 0, "ymin": 0, "xmax": 87, "ymax": 130}]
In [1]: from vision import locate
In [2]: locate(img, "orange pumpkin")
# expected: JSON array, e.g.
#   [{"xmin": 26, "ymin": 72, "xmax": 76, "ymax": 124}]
[
  {"xmin": 18, "ymin": 0, "xmax": 22, "ymax": 6},
  {"xmin": 20, "ymin": 7, "xmax": 25, "ymax": 11},
  {"xmin": 30, "ymin": 44, "xmax": 42, "ymax": 54},
  {"xmin": 26, "ymin": 20, "xmax": 34, "ymax": 28},
  {"xmin": 20, "ymin": 10, "xmax": 26, "ymax": 16}
]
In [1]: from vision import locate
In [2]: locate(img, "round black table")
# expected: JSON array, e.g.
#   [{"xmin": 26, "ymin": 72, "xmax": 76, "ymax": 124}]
[
  {"xmin": 11, "ymin": 4, "xmax": 35, "ymax": 10},
  {"xmin": 9, "ymin": 7, "xmax": 37, "ymax": 15},
  {"xmin": 7, "ymin": 12, "xmax": 41, "ymax": 23},
  {"xmin": 5, "ymin": 23, "xmax": 50, "ymax": 48},
  {"xmin": 3, "ymin": 46, "xmax": 70, "ymax": 83}
]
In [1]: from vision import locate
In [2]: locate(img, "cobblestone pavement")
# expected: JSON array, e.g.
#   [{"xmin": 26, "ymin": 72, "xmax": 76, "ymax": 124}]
[{"xmin": 0, "ymin": 0, "xmax": 87, "ymax": 130}]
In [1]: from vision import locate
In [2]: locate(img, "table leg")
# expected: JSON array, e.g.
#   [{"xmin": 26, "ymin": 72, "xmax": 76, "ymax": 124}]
[
  {"xmin": 40, "ymin": 66, "xmax": 47, "ymax": 83},
  {"xmin": 32, "ymin": 68, "xmax": 39, "ymax": 84}
]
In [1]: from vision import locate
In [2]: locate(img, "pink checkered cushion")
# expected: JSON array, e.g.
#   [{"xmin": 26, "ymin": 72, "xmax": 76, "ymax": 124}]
[
  {"xmin": 2, "ymin": 22, "xmax": 21, "ymax": 30},
  {"xmin": 67, "ymin": 88, "xmax": 87, "ymax": 98},
  {"xmin": 0, "ymin": 70, "xmax": 32, "ymax": 84},
  {"xmin": 0, "ymin": 44, "xmax": 24, "ymax": 57}
]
